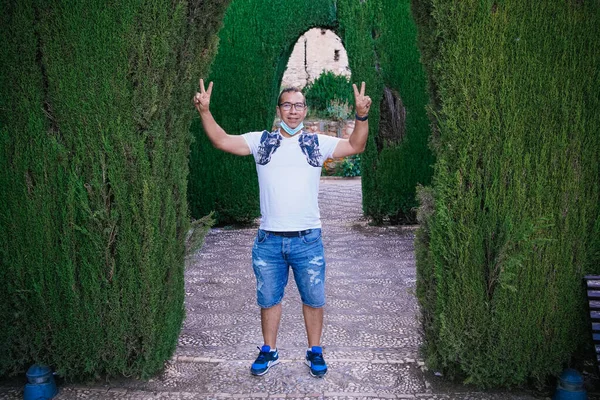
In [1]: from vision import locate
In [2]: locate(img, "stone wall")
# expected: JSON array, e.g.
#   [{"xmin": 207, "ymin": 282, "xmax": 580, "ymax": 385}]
[{"xmin": 272, "ymin": 118, "xmax": 354, "ymax": 139}]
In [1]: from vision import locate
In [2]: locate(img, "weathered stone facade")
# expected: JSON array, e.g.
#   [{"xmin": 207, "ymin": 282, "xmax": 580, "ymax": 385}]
[{"xmin": 281, "ymin": 28, "xmax": 351, "ymax": 89}]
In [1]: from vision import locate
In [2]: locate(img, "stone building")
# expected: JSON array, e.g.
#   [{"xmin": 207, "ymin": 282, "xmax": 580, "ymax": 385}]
[{"xmin": 281, "ymin": 28, "xmax": 351, "ymax": 89}]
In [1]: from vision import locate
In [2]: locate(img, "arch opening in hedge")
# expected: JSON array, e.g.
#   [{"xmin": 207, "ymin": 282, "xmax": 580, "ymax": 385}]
[
  {"xmin": 280, "ymin": 28, "xmax": 352, "ymax": 92},
  {"xmin": 188, "ymin": 0, "xmax": 433, "ymax": 226}
]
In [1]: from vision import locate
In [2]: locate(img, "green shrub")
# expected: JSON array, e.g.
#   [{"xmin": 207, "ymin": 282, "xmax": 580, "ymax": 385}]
[
  {"xmin": 0, "ymin": 0, "xmax": 228, "ymax": 379},
  {"xmin": 304, "ymin": 71, "xmax": 354, "ymax": 119},
  {"xmin": 325, "ymin": 99, "xmax": 353, "ymax": 121},
  {"xmin": 337, "ymin": 154, "xmax": 361, "ymax": 177},
  {"xmin": 413, "ymin": 0, "xmax": 600, "ymax": 387},
  {"xmin": 186, "ymin": 213, "xmax": 216, "ymax": 257}
]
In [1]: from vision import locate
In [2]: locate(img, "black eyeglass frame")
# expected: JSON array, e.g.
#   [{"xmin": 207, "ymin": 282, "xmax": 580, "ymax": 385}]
[{"xmin": 278, "ymin": 102, "xmax": 307, "ymax": 111}]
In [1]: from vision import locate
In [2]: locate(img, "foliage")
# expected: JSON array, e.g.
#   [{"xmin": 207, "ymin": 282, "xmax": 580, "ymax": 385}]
[
  {"xmin": 336, "ymin": 0, "xmax": 433, "ymax": 223},
  {"xmin": 304, "ymin": 71, "xmax": 354, "ymax": 119},
  {"xmin": 337, "ymin": 154, "xmax": 361, "ymax": 177},
  {"xmin": 185, "ymin": 212, "xmax": 216, "ymax": 257},
  {"xmin": 413, "ymin": 0, "xmax": 600, "ymax": 387},
  {"xmin": 325, "ymin": 99, "xmax": 353, "ymax": 121},
  {"xmin": 0, "ymin": 0, "xmax": 229, "ymax": 379}
]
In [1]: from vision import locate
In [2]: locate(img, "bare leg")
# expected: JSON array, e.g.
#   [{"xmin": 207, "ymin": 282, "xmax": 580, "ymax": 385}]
[
  {"xmin": 261, "ymin": 304, "xmax": 282, "ymax": 348},
  {"xmin": 302, "ymin": 304, "xmax": 324, "ymax": 347}
]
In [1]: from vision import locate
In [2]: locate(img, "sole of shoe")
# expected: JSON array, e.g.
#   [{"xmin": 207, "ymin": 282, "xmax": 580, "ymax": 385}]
[
  {"xmin": 304, "ymin": 360, "xmax": 327, "ymax": 378},
  {"xmin": 250, "ymin": 359, "xmax": 280, "ymax": 376}
]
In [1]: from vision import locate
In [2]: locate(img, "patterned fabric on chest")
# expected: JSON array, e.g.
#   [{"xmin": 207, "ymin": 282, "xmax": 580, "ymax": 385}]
[{"xmin": 256, "ymin": 131, "xmax": 322, "ymax": 167}]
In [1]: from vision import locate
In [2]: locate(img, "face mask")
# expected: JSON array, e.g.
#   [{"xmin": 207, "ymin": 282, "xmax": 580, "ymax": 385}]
[{"xmin": 280, "ymin": 121, "xmax": 304, "ymax": 136}]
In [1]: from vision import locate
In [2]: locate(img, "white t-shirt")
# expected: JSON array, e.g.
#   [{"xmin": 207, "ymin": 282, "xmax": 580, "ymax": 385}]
[{"xmin": 242, "ymin": 129, "xmax": 340, "ymax": 231}]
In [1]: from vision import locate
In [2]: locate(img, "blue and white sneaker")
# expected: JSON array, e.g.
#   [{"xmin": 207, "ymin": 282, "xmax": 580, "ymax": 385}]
[
  {"xmin": 250, "ymin": 345, "xmax": 280, "ymax": 376},
  {"xmin": 305, "ymin": 346, "xmax": 328, "ymax": 377}
]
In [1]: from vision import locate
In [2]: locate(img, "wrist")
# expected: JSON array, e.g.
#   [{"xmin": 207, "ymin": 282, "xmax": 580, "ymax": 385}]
[{"xmin": 355, "ymin": 113, "xmax": 368, "ymax": 121}]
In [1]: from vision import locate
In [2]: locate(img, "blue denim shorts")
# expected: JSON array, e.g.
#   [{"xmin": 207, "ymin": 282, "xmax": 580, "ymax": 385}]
[{"xmin": 251, "ymin": 228, "xmax": 326, "ymax": 308}]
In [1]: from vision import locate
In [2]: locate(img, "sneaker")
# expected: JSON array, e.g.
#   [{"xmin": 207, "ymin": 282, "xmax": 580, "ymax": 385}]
[
  {"xmin": 305, "ymin": 346, "xmax": 328, "ymax": 377},
  {"xmin": 250, "ymin": 345, "xmax": 280, "ymax": 376}
]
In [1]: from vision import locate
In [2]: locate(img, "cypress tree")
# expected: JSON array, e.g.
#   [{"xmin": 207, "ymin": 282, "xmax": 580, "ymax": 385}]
[
  {"xmin": 337, "ymin": 0, "xmax": 433, "ymax": 223},
  {"xmin": 414, "ymin": 0, "xmax": 600, "ymax": 387},
  {"xmin": 0, "ymin": 0, "xmax": 229, "ymax": 379}
]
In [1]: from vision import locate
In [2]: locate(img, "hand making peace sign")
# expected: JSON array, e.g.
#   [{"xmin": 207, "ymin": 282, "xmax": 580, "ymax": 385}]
[
  {"xmin": 193, "ymin": 78, "xmax": 213, "ymax": 113},
  {"xmin": 353, "ymin": 81, "xmax": 371, "ymax": 119}
]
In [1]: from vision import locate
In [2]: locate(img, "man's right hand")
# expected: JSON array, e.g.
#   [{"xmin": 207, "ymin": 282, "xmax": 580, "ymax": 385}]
[
  {"xmin": 193, "ymin": 78, "xmax": 213, "ymax": 114},
  {"xmin": 191, "ymin": 78, "xmax": 251, "ymax": 156}
]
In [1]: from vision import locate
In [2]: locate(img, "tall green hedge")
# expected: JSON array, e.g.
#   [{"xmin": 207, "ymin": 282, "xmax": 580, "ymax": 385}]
[
  {"xmin": 188, "ymin": 0, "xmax": 432, "ymax": 224},
  {"xmin": 0, "ymin": 0, "xmax": 228, "ymax": 379},
  {"xmin": 413, "ymin": 0, "xmax": 600, "ymax": 387},
  {"xmin": 337, "ymin": 0, "xmax": 433, "ymax": 223}
]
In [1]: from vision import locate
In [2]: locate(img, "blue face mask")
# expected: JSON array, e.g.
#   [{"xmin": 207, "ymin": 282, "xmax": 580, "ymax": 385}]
[{"xmin": 280, "ymin": 121, "xmax": 304, "ymax": 136}]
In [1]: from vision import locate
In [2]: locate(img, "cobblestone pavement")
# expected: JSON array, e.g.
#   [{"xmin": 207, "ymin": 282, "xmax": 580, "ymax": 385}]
[{"xmin": 0, "ymin": 178, "xmax": 571, "ymax": 399}]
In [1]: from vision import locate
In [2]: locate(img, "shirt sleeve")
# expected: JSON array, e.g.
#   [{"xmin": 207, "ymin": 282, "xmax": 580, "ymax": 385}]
[
  {"xmin": 241, "ymin": 131, "xmax": 262, "ymax": 158},
  {"xmin": 318, "ymin": 134, "xmax": 342, "ymax": 161}
]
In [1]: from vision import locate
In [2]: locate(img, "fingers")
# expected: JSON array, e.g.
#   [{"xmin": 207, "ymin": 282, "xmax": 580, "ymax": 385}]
[
  {"xmin": 199, "ymin": 78, "xmax": 213, "ymax": 97},
  {"xmin": 353, "ymin": 82, "xmax": 367, "ymax": 98}
]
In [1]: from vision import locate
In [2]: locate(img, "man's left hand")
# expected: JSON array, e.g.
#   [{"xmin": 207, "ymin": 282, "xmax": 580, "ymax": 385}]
[{"xmin": 353, "ymin": 81, "xmax": 372, "ymax": 118}]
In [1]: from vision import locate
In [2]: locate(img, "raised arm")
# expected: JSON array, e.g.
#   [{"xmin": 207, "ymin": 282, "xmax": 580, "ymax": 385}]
[
  {"xmin": 193, "ymin": 79, "xmax": 251, "ymax": 156},
  {"xmin": 332, "ymin": 81, "xmax": 372, "ymax": 158}
]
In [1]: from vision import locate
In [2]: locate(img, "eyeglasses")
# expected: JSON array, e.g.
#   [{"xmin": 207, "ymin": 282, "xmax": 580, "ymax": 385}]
[{"xmin": 279, "ymin": 102, "xmax": 306, "ymax": 111}]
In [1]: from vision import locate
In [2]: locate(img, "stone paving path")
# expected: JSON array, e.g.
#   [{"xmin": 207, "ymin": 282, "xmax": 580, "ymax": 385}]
[{"xmin": 0, "ymin": 179, "xmax": 560, "ymax": 399}]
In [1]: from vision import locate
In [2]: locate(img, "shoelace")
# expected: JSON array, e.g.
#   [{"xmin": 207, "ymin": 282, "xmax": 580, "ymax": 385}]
[
  {"xmin": 310, "ymin": 352, "xmax": 325, "ymax": 365},
  {"xmin": 255, "ymin": 346, "xmax": 269, "ymax": 364}
]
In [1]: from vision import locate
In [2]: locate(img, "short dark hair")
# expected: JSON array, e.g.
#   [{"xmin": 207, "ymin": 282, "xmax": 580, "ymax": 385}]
[{"xmin": 278, "ymin": 87, "xmax": 305, "ymax": 106}]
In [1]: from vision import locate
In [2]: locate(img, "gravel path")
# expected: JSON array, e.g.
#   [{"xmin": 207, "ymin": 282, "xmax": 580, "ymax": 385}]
[{"xmin": 0, "ymin": 178, "xmax": 555, "ymax": 399}]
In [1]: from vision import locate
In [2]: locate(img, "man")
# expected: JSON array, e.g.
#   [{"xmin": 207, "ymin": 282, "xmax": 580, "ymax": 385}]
[{"xmin": 193, "ymin": 79, "xmax": 371, "ymax": 378}]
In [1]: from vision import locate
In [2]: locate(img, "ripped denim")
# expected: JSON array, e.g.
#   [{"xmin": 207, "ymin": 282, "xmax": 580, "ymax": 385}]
[{"xmin": 251, "ymin": 228, "xmax": 326, "ymax": 308}]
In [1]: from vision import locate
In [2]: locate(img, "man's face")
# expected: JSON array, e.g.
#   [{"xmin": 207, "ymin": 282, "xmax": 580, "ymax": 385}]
[{"xmin": 277, "ymin": 91, "xmax": 308, "ymax": 129}]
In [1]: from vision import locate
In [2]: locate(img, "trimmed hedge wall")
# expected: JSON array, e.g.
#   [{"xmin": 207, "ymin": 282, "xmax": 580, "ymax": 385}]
[
  {"xmin": 413, "ymin": 0, "xmax": 600, "ymax": 387},
  {"xmin": 188, "ymin": 0, "xmax": 433, "ymax": 224},
  {"xmin": 337, "ymin": 0, "xmax": 433, "ymax": 223},
  {"xmin": 0, "ymin": 0, "xmax": 228, "ymax": 379}
]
